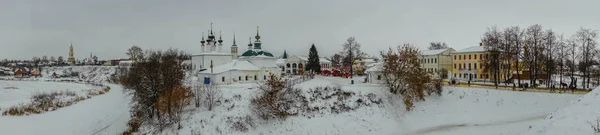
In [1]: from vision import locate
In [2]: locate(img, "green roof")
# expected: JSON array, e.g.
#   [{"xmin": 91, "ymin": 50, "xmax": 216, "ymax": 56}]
[{"xmin": 241, "ymin": 50, "xmax": 274, "ymax": 57}]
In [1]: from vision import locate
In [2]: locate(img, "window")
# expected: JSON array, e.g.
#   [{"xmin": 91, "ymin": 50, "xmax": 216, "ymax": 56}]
[
  {"xmin": 435, "ymin": 68, "xmax": 437, "ymax": 72},
  {"xmin": 454, "ymin": 55, "xmax": 456, "ymax": 60},
  {"xmin": 435, "ymin": 58, "xmax": 437, "ymax": 63},
  {"xmin": 245, "ymin": 76, "xmax": 248, "ymax": 81},
  {"xmin": 474, "ymin": 74, "xmax": 477, "ymax": 79},
  {"xmin": 264, "ymin": 75, "xmax": 266, "ymax": 80},
  {"xmin": 377, "ymin": 75, "xmax": 381, "ymax": 80},
  {"xmin": 459, "ymin": 64, "xmax": 462, "ymax": 69},
  {"xmin": 474, "ymin": 63, "xmax": 477, "ymax": 69},
  {"xmin": 479, "ymin": 54, "xmax": 482, "ymax": 59},
  {"xmin": 474, "ymin": 54, "xmax": 477, "ymax": 59},
  {"xmin": 468, "ymin": 63, "xmax": 471, "ymax": 69},
  {"xmin": 463, "ymin": 63, "xmax": 466, "ymax": 69},
  {"xmin": 480, "ymin": 63, "xmax": 483, "ymax": 69},
  {"xmin": 454, "ymin": 64, "xmax": 457, "ymax": 69},
  {"xmin": 469, "ymin": 55, "xmax": 471, "ymax": 60},
  {"xmin": 239, "ymin": 76, "xmax": 241, "ymax": 81},
  {"xmin": 222, "ymin": 77, "xmax": 225, "ymax": 82},
  {"xmin": 480, "ymin": 74, "xmax": 483, "ymax": 78},
  {"xmin": 459, "ymin": 74, "xmax": 462, "ymax": 78},
  {"xmin": 459, "ymin": 55, "xmax": 461, "ymax": 60},
  {"xmin": 454, "ymin": 73, "xmax": 456, "ymax": 77},
  {"xmin": 254, "ymin": 75, "xmax": 257, "ymax": 80}
]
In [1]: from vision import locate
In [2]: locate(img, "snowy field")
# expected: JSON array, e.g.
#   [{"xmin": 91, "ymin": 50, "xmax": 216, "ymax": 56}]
[
  {"xmin": 0, "ymin": 66, "xmax": 130, "ymax": 135},
  {"xmin": 147, "ymin": 76, "xmax": 583, "ymax": 135},
  {"xmin": 0, "ymin": 83, "xmax": 131, "ymax": 135},
  {"xmin": 0, "ymin": 80, "xmax": 95, "ymax": 109}
]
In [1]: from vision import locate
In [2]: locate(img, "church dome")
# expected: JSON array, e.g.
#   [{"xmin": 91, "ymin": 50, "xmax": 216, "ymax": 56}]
[{"xmin": 241, "ymin": 50, "xmax": 274, "ymax": 57}]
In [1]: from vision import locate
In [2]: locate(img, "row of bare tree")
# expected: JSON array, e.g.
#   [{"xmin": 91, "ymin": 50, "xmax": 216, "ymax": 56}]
[{"xmin": 481, "ymin": 24, "xmax": 598, "ymax": 89}]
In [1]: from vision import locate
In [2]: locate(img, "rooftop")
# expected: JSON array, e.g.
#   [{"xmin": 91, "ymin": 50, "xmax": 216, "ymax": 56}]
[{"xmin": 454, "ymin": 46, "xmax": 486, "ymax": 53}]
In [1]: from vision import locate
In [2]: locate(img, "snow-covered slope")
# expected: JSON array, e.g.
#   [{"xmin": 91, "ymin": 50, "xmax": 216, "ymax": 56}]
[
  {"xmin": 525, "ymin": 87, "xmax": 600, "ymax": 135},
  {"xmin": 42, "ymin": 66, "xmax": 117, "ymax": 83},
  {"xmin": 139, "ymin": 76, "xmax": 581, "ymax": 135}
]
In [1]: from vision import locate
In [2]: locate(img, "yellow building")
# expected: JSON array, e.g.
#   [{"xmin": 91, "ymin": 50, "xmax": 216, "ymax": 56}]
[{"xmin": 451, "ymin": 43, "xmax": 507, "ymax": 81}]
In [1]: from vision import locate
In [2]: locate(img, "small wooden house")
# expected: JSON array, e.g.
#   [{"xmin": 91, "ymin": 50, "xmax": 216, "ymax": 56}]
[
  {"xmin": 31, "ymin": 69, "xmax": 41, "ymax": 77},
  {"xmin": 14, "ymin": 69, "xmax": 24, "ymax": 77}
]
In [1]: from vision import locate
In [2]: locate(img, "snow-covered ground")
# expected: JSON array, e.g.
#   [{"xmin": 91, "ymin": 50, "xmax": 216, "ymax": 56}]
[
  {"xmin": 0, "ymin": 66, "xmax": 130, "ymax": 135},
  {"xmin": 0, "ymin": 80, "xmax": 96, "ymax": 110},
  {"xmin": 0, "ymin": 83, "xmax": 131, "ymax": 135},
  {"xmin": 524, "ymin": 86, "xmax": 600, "ymax": 135},
  {"xmin": 143, "ymin": 76, "xmax": 582, "ymax": 135}
]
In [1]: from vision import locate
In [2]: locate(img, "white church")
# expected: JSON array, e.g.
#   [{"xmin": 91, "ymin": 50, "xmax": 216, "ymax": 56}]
[{"xmin": 192, "ymin": 24, "xmax": 281, "ymax": 85}]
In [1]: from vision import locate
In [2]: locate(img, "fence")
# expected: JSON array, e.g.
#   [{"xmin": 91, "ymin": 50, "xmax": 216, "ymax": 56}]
[{"xmin": 285, "ymin": 75, "xmax": 315, "ymax": 87}]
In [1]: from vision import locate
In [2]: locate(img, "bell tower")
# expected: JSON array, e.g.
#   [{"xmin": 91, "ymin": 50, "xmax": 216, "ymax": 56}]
[
  {"xmin": 231, "ymin": 32, "xmax": 238, "ymax": 58},
  {"xmin": 68, "ymin": 42, "xmax": 75, "ymax": 63}
]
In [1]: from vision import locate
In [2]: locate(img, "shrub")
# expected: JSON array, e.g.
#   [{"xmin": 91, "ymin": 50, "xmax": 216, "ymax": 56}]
[
  {"xmin": 2, "ymin": 91, "xmax": 79, "ymax": 116},
  {"xmin": 427, "ymin": 79, "xmax": 443, "ymax": 96},
  {"xmin": 250, "ymin": 74, "xmax": 295, "ymax": 120},
  {"xmin": 588, "ymin": 117, "xmax": 600, "ymax": 134}
]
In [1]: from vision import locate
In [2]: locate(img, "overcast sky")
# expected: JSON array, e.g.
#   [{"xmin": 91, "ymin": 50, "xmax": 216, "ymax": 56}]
[{"xmin": 1, "ymin": 0, "xmax": 599, "ymax": 60}]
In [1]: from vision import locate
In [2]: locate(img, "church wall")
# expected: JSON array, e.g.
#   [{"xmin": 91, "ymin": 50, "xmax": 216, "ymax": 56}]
[{"xmin": 191, "ymin": 54, "xmax": 233, "ymax": 70}]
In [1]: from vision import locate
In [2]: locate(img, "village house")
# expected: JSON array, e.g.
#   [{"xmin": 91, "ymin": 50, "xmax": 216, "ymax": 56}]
[{"xmin": 420, "ymin": 48, "xmax": 455, "ymax": 76}]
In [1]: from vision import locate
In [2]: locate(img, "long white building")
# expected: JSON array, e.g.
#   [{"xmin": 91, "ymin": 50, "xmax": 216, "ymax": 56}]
[{"xmin": 196, "ymin": 25, "xmax": 281, "ymax": 84}]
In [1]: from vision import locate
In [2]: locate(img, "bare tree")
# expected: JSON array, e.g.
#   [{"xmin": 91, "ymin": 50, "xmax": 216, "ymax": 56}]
[
  {"xmin": 57, "ymin": 56, "xmax": 64, "ymax": 64},
  {"xmin": 504, "ymin": 26, "xmax": 525, "ymax": 85},
  {"xmin": 121, "ymin": 48, "xmax": 189, "ymax": 129},
  {"xmin": 127, "ymin": 45, "xmax": 144, "ymax": 61},
  {"xmin": 543, "ymin": 29, "xmax": 558, "ymax": 89},
  {"xmin": 427, "ymin": 42, "xmax": 449, "ymax": 50},
  {"xmin": 568, "ymin": 36, "xmax": 578, "ymax": 88},
  {"xmin": 525, "ymin": 24, "xmax": 544, "ymax": 86},
  {"xmin": 575, "ymin": 27, "xmax": 599, "ymax": 89},
  {"xmin": 42, "ymin": 55, "xmax": 49, "ymax": 63},
  {"xmin": 556, "ymin": 34, "xmax": 568, "ymax": 87},
  {"xmin": 341, "ymin": 37, "xmax": 365, "ymax": 78},
  {"xmin": 50, "ymin": 56, "xmax": 56, "ymax": 62},
  {"xmin": 202, "ymin": 84, "xmax": 221, "ymax": 111},
  {"xmin": 481, "ymin": 26, "xmax": 503, "ymax": 88}
]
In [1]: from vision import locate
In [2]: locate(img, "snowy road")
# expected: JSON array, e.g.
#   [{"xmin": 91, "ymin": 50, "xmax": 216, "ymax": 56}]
[{"xmin": 0, "ymin": 84, "xmax": 131, "ymax": 135}]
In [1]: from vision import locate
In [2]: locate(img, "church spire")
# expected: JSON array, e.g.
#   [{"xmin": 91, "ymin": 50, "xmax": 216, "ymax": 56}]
[
  {"xmin": 201, "ymin": 32, "xmax": 206, "ymax": 45},
  {"xmin": 248, "ymin": 37, "xmax": 253, "ymax": 50},
  {"xmin": 218, "ymin": 30, "xmax": 223, "ymax": 44},
  {"xmin": 255, "ymin": 26, "xmax": 261, "ymax": 41},
  {"xmin": 232, "ymin": 31, "xmax": 236, "ymax": 46}
]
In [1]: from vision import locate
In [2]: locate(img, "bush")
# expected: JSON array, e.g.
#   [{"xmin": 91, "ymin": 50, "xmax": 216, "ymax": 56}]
[
  {"xmin": 250, "ymin": 74, "xmax": 295, "ymax": 120},
  {"xmin": 588, "ymin": 117, "xmax": 600, "ymax": 134},
  {"xmin": 2, "ymin": 91, "xmax": 79, "ymax": 116},
  {"xmin": 427, "ymin": 79, "xmax": 443, "ymax": 96}
]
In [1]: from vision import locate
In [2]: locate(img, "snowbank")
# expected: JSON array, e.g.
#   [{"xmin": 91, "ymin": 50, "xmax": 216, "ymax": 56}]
[{"xmin": 525, "ymin": 87, "xmax": 600, "ymax": 135}]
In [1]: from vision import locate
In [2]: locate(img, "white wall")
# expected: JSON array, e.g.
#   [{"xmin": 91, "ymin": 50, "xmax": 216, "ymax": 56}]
[
  {"xmin": 367, "ymin": 72, "xmax": 386, "ymax": 84},
  {"xmin": 191, "ymin": 54, "xmax": 233, "ymax": 70},
  {"xmin": 198, "ymin": 68, "xmax": 282, "ymax": 85}
]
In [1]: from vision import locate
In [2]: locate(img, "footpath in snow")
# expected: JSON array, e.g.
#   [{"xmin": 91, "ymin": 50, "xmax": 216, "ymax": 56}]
[{"xmin": 0, "ymin": 83, "xmax": 131, "ymax": 135}]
